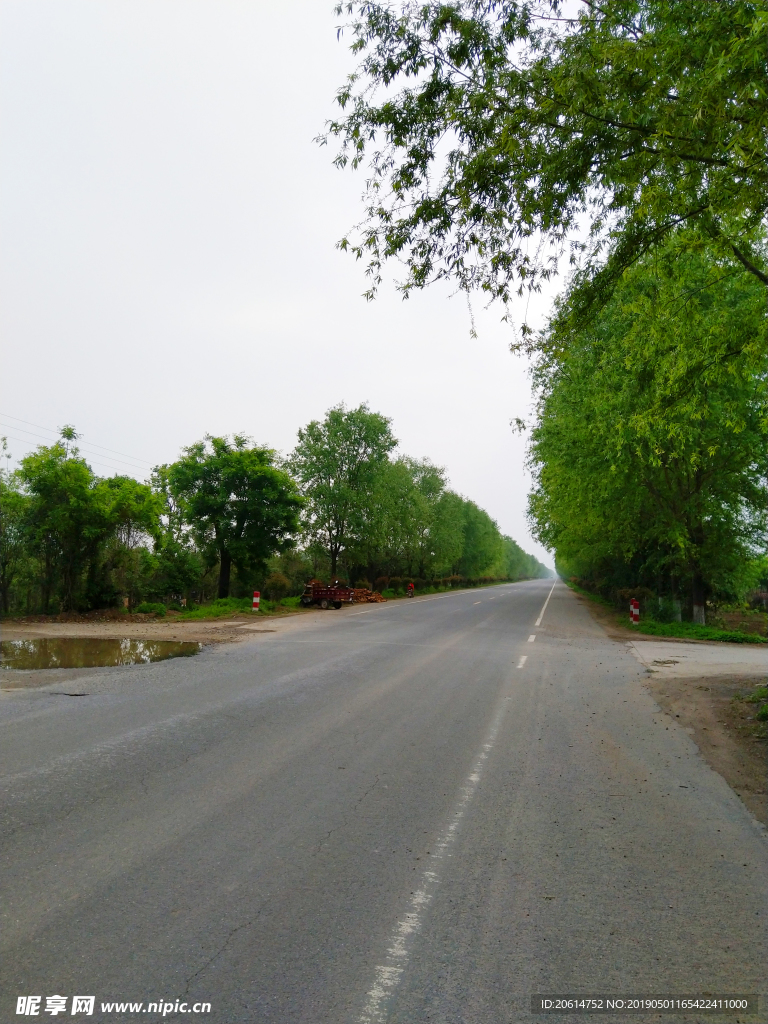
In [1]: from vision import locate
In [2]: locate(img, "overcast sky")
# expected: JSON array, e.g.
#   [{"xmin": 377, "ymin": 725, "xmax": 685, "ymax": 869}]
[{"xmin": 1, "ymin": 1, "xmax": 561, "ymax": 567}]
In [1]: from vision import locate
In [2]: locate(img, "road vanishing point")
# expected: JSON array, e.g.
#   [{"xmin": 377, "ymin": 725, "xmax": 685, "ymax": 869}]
[{"xmin": 2, "ymin": 580, "xmax": 766, "ymax": 1023}]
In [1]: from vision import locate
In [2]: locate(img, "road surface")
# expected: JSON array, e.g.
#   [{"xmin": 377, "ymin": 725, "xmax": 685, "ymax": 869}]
[{"xmin": 2, "ymin": 580, "xmax": 766, "ymax": 1023}]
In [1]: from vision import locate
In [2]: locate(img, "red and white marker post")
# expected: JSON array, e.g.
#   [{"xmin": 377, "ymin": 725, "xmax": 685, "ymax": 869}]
[
  {"xmin": 630, "ymin": 598, "xmax": 639, "ymax": 625},
  {"xmin": 252, "ymin": 590, "xmax": 260, "ymax": 612}
]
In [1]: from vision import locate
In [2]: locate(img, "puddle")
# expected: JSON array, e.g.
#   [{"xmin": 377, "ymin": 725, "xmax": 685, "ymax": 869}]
[{"xmin": 0, "ymin": 638, "xmax": 202, "ymax": 670}]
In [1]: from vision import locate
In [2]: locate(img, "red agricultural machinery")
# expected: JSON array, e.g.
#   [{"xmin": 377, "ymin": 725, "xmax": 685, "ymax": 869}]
[
  {"xmin": 300, "ymin": 580, "xmax": 355, "ymax": 610},
  {"xmin": 299, "ymin": 580, "xmax": 387, "ymax": 609}
]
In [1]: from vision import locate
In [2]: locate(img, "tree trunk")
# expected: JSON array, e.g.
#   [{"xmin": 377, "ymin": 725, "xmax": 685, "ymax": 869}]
[
  {"xmin": 218, "ymin": 550, "xmax": 232, "ymax": 599},
  {"xmin": 692, "ymin": 570, "xmax": 706, "ymax": 625}
]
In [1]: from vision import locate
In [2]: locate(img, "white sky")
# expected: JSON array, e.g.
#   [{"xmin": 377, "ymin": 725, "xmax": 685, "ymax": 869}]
[{"xmin": 1, "ymin": 1, "xmax": 560, "ymax": 567}]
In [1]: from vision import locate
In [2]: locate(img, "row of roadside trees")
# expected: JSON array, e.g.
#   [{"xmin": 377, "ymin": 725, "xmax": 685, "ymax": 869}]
[
  {"xmin": 0, "ymin": 406, "xmax": 549, "ymax": 615},
  {"xmin": 526, "ymin": 241, "xmax": 766, "ymax": 622},
  {"xmin": 322, "ymin": 1, "xmax": 767, "ymax": 624}
]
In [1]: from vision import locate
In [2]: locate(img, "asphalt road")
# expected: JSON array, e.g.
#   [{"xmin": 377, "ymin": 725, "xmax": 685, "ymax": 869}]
[{"xmin": 2, "ymin": 580, "xmax": 766, "ymax": 1023}]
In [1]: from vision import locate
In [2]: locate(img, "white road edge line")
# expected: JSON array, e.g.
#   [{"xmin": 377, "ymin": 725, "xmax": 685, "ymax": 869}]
[
  {"xmin": 517, "ymin": 655, "xmax": 527, "ymax": 668},
  {"xmin": 528, "ymin": 634, "xmax": 536, "ymax": 643},
  {"xmin": 357, "ymin": 702, "xmax": 508, "ymax": 1024},
  {"xmin": 534, "ymin": 580, "xmax": 557, "ymax": 627}
]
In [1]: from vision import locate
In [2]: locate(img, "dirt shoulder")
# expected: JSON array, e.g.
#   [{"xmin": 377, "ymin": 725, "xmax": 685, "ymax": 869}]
[
  {"xmin": 647, "ymin": 674, "xmax": 767, "ymax": 827},
  {"xmin": 0, "ymin": 615, "xmax": 277, "ymax": 645},
  {"xmin": 576, "ymin": 592, "xmax": 767, "ymax": 826}
]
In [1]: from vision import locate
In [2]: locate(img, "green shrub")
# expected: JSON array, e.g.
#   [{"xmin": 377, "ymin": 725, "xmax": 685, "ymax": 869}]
[
  {"xmin": 135, "ymin": 602, "xmax": 166, "ymax": 616},
  {"xmin": 374, "ymin": 577, "xmax": 389, "ymax": 592},
  {"xmin": 355, "ymin": 578, "xmax": 372, "ymax": 591},
  {"xmin": 264, "ymin": 571, "xmax": 290, "ymax": 602}
]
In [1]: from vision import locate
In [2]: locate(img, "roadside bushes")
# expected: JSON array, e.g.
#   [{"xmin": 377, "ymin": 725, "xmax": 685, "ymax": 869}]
[
  {"xmin": 264, "ymin": 571, "xmax": 290, "ymax": 603},
  {"xmin": 135, "ymin": 602, "xmax": 166, "ymax": 616}
]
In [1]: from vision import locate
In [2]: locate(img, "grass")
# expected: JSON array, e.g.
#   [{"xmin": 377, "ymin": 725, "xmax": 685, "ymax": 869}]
[
  {"xmin": 563, "ymin": 578, "xmax": 766, "ymax": 643},
  {"xmin": 733, "ymin": 683, "xmax": 768, "ymax": 738},
  {"xmin": 627, "ymin": 620, "xmax": 766, "ymax": 644},
  {"xmin": 176, "ymin": 596, "xmax": 301, "ymax": 620}
]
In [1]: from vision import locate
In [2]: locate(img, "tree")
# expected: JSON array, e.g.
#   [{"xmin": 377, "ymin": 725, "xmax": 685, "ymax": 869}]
[
  {"xmin": 527, "ymin": 246, "xmax": 766, "ymax": 619},
  {"xmin": 166, "ymin": 435, "xmax": 302, "ymax": 599},
  {"xmin": 324, "ymin": 0, "xmax": 767, "ymax": 321},
  {"xmin": 18, "ymin": 441, "xmax": 110, "ymax": 611},
  {"xmin": 457, "ymin": 500, "xmax": 504, "ymax": 577},
  {"xmin": 289, "ymin": 404, "xmax": 397, "ymax": 576},
  {"xmin": 91, "ymin": 476, "xmax": 164, "ymax": 609},
  {"xmin": 0, "ymin": 442, "xmax": 29, "ymax": 614}
]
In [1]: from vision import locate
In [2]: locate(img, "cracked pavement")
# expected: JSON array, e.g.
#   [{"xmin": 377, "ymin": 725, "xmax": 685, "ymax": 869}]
[{"xmin": 1, "ymin": 580, "xmax": 766, "ymax": 1023}]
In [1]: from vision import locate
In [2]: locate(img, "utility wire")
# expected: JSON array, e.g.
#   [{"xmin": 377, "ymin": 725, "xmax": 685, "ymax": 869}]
[
  {"xmin": 0, "ymin": 432, "xmax": 145, "ymax": 478},
  {"xmin": 0, "ymin": 412, "xmax": 154, "ymax": 466},
  {"xmin": 0, "ymin": 422, "xmax": 151, "ymax": 473}
]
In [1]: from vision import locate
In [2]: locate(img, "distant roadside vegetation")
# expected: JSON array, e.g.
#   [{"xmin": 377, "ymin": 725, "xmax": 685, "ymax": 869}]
[{"xmin": 0, "ymin": 407, "xmax": 550, "ymax": 618}]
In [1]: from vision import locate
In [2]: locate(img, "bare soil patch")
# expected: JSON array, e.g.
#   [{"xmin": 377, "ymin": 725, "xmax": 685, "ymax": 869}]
[
  {"xmin": 647, "ymin": 675, "xmax": 767, "ymax": 826},
  {"xmin": 0, "ymin": 615, "xmax": 263, "ymax": 645}
]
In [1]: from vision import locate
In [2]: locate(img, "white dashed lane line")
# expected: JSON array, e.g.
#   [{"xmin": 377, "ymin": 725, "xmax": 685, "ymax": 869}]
[
  {"xmin": 528, "ymin": 635, "xmax": 536, "ymax": 643},
  {"xmin": 357, "ymin": 698, "xmax": 509, "ymax": 1024},
  {"xmin": 535, "ymin": 580, "xmax": 557, "ymax": 627},
  {"xmin": 517, "ymin": 655, "xmax": 527, "ymax": 668}
]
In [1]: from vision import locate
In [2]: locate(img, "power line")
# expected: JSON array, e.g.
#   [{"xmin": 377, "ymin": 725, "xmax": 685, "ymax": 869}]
[
  {"xmin": 0, "ymin": 412, "xmax": 154, "ymax": 466},
  {"xmin": 0, "ymin": 422, "xmax": 151, "ymax": 473},
  {"xmin": 0, "ymin": 433, "xmax": 150, "ymax": 479}
]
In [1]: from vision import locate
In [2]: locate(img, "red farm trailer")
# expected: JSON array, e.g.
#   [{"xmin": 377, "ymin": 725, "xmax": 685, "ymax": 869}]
[{"xmin": 300, "ymin": 580, "xmax": 355, "ymax": 610}]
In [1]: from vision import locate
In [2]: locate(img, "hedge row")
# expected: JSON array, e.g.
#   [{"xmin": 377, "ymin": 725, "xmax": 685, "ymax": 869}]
[{"xmin": 372, "ymin": 575, "xmax": 511, "ymax": 592}]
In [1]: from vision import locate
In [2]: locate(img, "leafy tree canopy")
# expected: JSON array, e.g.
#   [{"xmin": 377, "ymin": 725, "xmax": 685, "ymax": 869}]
[
  {"xmin": 325, "ymin": 0, "xmax": 767, "ymax": 321},
  {"xmin": 166, "ymin": 435, "xmax": 303, "ymax": 599},
  {"xmin": 527, "ymin": 246, "xmax": 766, "ymax": 614},
  {"xmin": 289, "ymin": 404, "xmax": 398, "ymax": 575}
]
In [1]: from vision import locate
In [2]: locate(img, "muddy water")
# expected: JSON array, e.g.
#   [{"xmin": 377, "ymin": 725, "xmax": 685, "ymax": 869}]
[{"xmin": 0, "ymin": 638, "xmax": 202, "ymax": 670}]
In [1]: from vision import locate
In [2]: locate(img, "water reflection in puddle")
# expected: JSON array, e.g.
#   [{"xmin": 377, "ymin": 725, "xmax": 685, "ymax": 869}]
[{"xmin": 1, "ymin": 638, "xmax": 203, "ymax": 670}]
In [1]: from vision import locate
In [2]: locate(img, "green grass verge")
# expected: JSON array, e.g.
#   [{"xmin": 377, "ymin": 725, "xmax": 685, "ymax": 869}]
[
  {"xmin": 177, "ymin": 596, "xmax": 302, "ymax": 620},
  {"xmin": 628, "ymin": 620, "xmax": 765, "ymax": 644},
  {"xmin": 564, "ymin": 578, "xmax": 765, "ymax": 643}
]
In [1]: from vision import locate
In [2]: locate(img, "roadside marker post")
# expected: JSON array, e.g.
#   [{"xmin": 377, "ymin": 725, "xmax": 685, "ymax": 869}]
[
  {"xmin": 630, "ymin": 598, "xmax": 639, "ymax": 624},
  {"xmin": 252, "ymin": 591, "xmax": 260, "ymax": 612}
]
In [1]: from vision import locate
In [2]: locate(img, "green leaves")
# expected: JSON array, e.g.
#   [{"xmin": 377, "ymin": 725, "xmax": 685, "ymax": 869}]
[
  {"xmin": 325, "ymin": 1, "xmax": 767, "ymax": 311},
  {"xmin": 166, "ymin": 436, "xmax": 303, "ymax": 599},
  {"xmin": 289, "ymin": 404, "xmax": 397, "ymax": 574},
  {"xmin": 527, "ymin": 243, "xmax": 766, "ymax": 605}
]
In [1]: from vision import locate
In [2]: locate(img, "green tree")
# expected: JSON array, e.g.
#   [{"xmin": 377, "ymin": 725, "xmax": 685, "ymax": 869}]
[
  {"xmin": 457, "ymin": 500, "xmax": 504, "ymax": 577},
  {"xmin": 528, "ymin": 246, "xmax": 766, "ymax": 619},
  {"xmin": 325, "ymin": 0, "xmax": 767, "ymax": 322},
  {"xmin": 18, "ymin": 441, "xmax": 110, "ymax": 611},
  {"xmin": 289, "ymin": 404, "xmax": 397, "ymax": 576},
  {"xmin": 428, "ymin": 490, "xmax": 467, "ymax": 577},
  {"xmin": 166, "ymin": 435, "xmax": 302, "ymax": 599},
  {"xmin": 0, "ymin": 442, "xmax": 29, "ymax": 614},
  {"xmin": 87, "ymin": 476, "xmax": 163, "ymax": 609}
]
